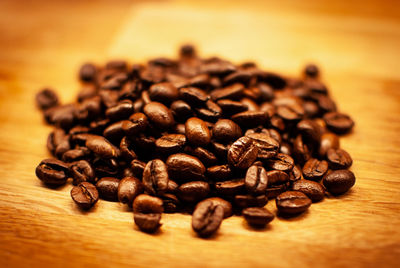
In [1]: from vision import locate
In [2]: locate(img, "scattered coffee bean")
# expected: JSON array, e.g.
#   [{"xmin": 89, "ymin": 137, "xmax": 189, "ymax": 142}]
[
  {"xmin": 36, "ymin": 88, "xmax": 59, "ymax": 110},
  {"xmin": 245, "ymin": 165, "xmax": 268, "ymax": 195},
  {"xmin": 96, "ymin": 177, "xmax": 120, "ymax": 201},
  {"xmin": 35, "ymin": 158, "xmax": 69, "ymax": 186},
  {"xmin": 302, "ymin": 158, "xmax": 329, "ymax": 181},
  {"xmin": 192, "ymin": 200, "xmax": 224, "ymax": 237},
  {"xmin": 133, "ymin": 194, "xmax": 164, "ymax": 214},
  {"xmin": 71, "ymin": 182, "xmax": 99, "ymax": 210},
  {"xmin": 323, "ymin": 170, "xmax": 356, "ymax": 195},
  {"xmin": 142, "ymin": 159, "xmax": 169, "ymax": 195},
  {"xmin": 118, "ymin": 177, "xmax": 144, "ymax": 206},
  {"xmin": 243, "ymin": 207, "xmax": 274, "ymax": 227},
  {"xmin": 276, "ymin": 191, "xmax": 312, "ymax": 215},
  {"xmin": 323, "ymin": 112, "xmax": 354, "ymax": 134},
  {"xmin": 177, "ymin": 181, "xmax": 210, "ymax": 203},
  {"xmin": 292, "ymin": 179, "xmax": 325, "ymax": 202},
  {"xmin": 228, "ymin": 137, "xmax": 258, "ymax": 169},
  {"xmin": 134, "ymin": 213, "xmax": 162, "ymax": 233},
  {"xmin": 326, "ymin": 148, "xmax": 353, "ymax": 169}
]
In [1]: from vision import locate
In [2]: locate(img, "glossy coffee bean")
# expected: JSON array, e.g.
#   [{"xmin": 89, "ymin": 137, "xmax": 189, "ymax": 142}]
[
  {"xmin": 231, "ymin": 111, "xmax": 269, "ymax": 128},
  {"xmin": 192, "ymin": 200, "xmax": 224, "ymax": 237},
  {"xmin": 265, "ymin": 153, "xmax": 294, "ymax": 172},
  {"xmin": 35, "ymin": 158, "xmax": 69, "ymax": 186},
  {"xmin": 276, "ymin": 191, "xmax": 312, "ymax": 215},
  {"xmin": 69, "ymin": 160, "xmax": 95, "ymax": 185},
  {"xmin": 133, "ymin": 194, "xmax": 164, "ymax": 214},
  {"xmin": 134, "ymin": 213, "xmax": 162, "ymax": 233},
  {"xmin": 105, "ymin": 100, "xmax": 134, "ymax": 121},
  {"xmin": 130, "ymin": 159, "xmax": 146, "ymax": 178},
  {"xmin": 171, "ymin": 100, "xmax": 193, "ymax": 121},
  {"xmin": 118, "ymin": 177, "xmax": 144, "ymax": 206},
  {"xmin": 166, "ymin": 153, "xmax": 205, "ymax": 181},
  {"xmin": 155, "ymin": 134, "xmax": 186, "ymax": 154},
  {"xmin": 246, "ymin": 132, "xmax": 279, "ymax": 159},
  {"xmin": 292, "ymin": 179, "xmax": 325, "ymax": 202},
  {"xmin": 322, "ymin": 170, "xmax": 355, "ymax": 195},
  {"xmin": 323, "ymin": 112, "xmax": 354, "ymax": 134},
  {"xmin": 143, "ymin": 102, "xmax": 175, "ymax": 129},
  {"xmin": 161, "ymin": 193, "xmax": 180, "ymax": 213},
  {"xmin": 119, "ymin": 136, "xmax": 137, "ymax": 161},
  {"xmin": 212, "ymin": 119, "xmax": 242, "ymax": 143},
  {"xmin": 198, "ymin": 197, "xmax": 233, "ymax": 218},
  {"xmin": 243, "ymin": 207, "xmax": 274, "ymax": 227},
  {"xmin": 177, "ymin": 181, "xmax": 210, "ymax": 203},
  {"xmin": 206, "ymin": 164, "xmax": 232, "ymax": 181},
  {"xmin": 85, "ymin": 135, "xmax": 117, "ymax": 159},
  {"xmin": 215, "ymin": 179, "xmax": 245, "ymax": 196},
  {"xmin": 326, "ymin": 148, "xmax": 353, "ymax": 169},
  {"xmin": 185, "ymin": 117, "xmax": 211, "ymax": 146},
  {"xmin": 71, "ymin": 182, "xmax": 99, "ymax": 210},
  {"xmin": 179, "ymin": 87, "xmax": 209, "ymax": 106},
  {"xmin": 266, "ymin": 170, "xmax": 289, "ymax": 185},
  {"xmin": 319, "ymin": 132, "xmax": 340, "ymax": 156},
  {"xmin": 122, "ymin": 113, "xmax": 148, "ymax": 136},
  {"xmin": 302, "ymin": 158, "xmax": 329, "ymax": 181},
  {"xmin": 245, "ymin": 165, "xmax": 268, "ymax": 195},
  {"xmin": 228, "ymin": 137, "xmax": 258, "ymax": 169},
  {"xmin": 149, "ymin": 82, "xmax": 179, "ymax": 104},
  {"xmin": 234, "ymin": 195, "xmax": 268, "ymax": 208},
  {"xmin": 142, "ymin": 159, "xmax": 169, "ymax": 195},
  {"xmin": 96, "ymin": 177, "xmax": 120, "ymax": 201}
]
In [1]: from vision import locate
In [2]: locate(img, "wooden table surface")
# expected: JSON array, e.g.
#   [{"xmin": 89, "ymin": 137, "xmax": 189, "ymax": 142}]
[{"xmin": 1, "ymin": 0, "xmax": 400, "ymax": 267}]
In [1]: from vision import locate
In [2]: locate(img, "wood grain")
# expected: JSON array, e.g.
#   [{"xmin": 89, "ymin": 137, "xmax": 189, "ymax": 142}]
[{"xmin": 1, "ymin": 0, "xmax": 400, "ymax": 267}]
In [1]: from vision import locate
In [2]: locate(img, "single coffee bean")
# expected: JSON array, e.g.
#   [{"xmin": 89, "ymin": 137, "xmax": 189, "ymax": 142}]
[
  {"xmin": 187, "ymin": 147, "xmax": 217, "ymax": 167},
  {"xmin": 196, "ymin": 100, "xmax": 222, "ymax": 122},
  {"xmin": 234, "ymin": 195, "xmax": 268, "ymax": 208},
  {"xmin": 302, "ymin": 158, "xmax": 329, "ymax": 181},
  {"xmin": 215, "ymin": 178, "xmax": 245, "ymax": 196},
  {"xmin": 69, "ymin": 160, "xmax": 95, "ymax": 185},
  {"xmin": 185, "ymin": 117, "xmax": 211, "ymax": 146},
  {"xmin": 276, "ymin": 191, "xmax": 312, "ymax": 215},
  {"xmin": 290, "ymin": 165, "xmax": 303, "ymax": 182},
  {"xmin": 119, "ymin": 136, "xmax": 137, "ymax": 161},
  {"xmin": 322, "ymin": 170, "xmax": 355, "ymax": 195},
  {"xmin": 105, "ymin": 100, "xmax": 134, "ymax": 122},
  {"xmin": 243, "ymin": 207, "xmax": 274, "ymax": 227},
  {"xmin": 179, "ymin": 87, "xmax": 209, "ymax": 106},
  {"xmin": 130, "ymin": 159, "xmax": 146, "ymax": 178},
  {"xmin": 118, "ymin": 177, "xmax": 144, "ymax": 206},
  {"xmin": 245, "ymin": 165, "xmax": 268, "ymax": 195},
  {"xmin": 71, "ymin": 182, "xmax": 99, "ymax": 210},
  {"xmin": 265, "ymin": 153, "xmax": 294, "ymax": 172},
  {"xmin": 79, "ymin": 63, "xmax": 97, "ymax": 82},
  {"xmin": 133, "ymin": 194, "xmax": 164, "ymax": 214},
  {"xmin": 266, "ymin": 170, "xmax": 289, "ymax": 185},
  {"xmin": 161, "ymin": 193, "xmax": 180, "ymax": 213},
  {"xmin": 297, "ymin": 119, "xmax": 321, "ymax": 145},
  {"xmin": 246, "ymin": 132, "xmax": 279, "ymax": 159},
  {"xmin": 276, "ymin": 104, "xmax": 304, "ymax": 121},
  {"xmin": 323, "ymin": 112, "xmax": 354, "ymax": 134},
  {"xmin": 292, "ymin": 179, "xmax": 325, "ymax": 202},
  {"xmin": 211, "ymin": 83, "xmax": 244, "ymax": 101},
  {"xmin": 292, "ymin": 135, "xmax": 312, "ymax": 165},
  {"xmin": 134, "ymin": 213, "xmax": 162, "ymax": 233},
  {"xmin": 326, "ymin": 148, "xmax": 353, "ymax": 169},
  {"xmin": 36, "ymin": 88, "xmax": 59, "ymax": 110},
  {"xmin": 142, "ymin": 159, "xmax": 169, "ymax": 195},
  {"xmin": 85, "ymin": 135, "xmax": 117, "ymax": 159},
  {"xmin": 166, "ymin": 153, "xmax": 206, "ymax": 181},
  {"xmin": 206, "ymin": 164, "xmax": 232, "ymax": 181},
  {"xmin": 92, "ymin": 157, "xmax": 119, "ymax": 176},
  {"xmin": 177, "ymin": 181, "xmax": 210, "ymax": 203},
  {"xmin": 231, "ymin": 111, "xmax": 269, "ymax": 128},
  {"xmin": 96, "ymin": 177, "xmax": 120, "ymax": 201},
  {"xmin": 266, "ymin": 183, "xmax": 289, "ymax": 199},
  {"xmin": 122, "ymin": 113, "xmax": 148, "ymax": 136},
  {"xmin": 62, "ymin": 147, "xmax": 91, "ymax": 163},
  {"xmin": 198, "ymin": 197, "xmax": 233, "ymax": 218},
  {"xmin": 103, "ymin": 120, "xmax": 125, "ymax": 144},
  {"xmin": 149, "ymin": 82, "xmax": 179, "ymax": 104},
  {"xmin": 143, "ymin": 102, "xmax": 175, "ymax": 129},
  {"xmin": 35, "ymin": 158, "xmax": 69, "ymax": 186},
  {"xmin": 155, "ymin": 134, "xmax": 186, "ymax": 154},
  {"xmin": 228, "ymin": 137, "xmax": 258, "ymax": 169},
  {"xmin": 240, "ymin": 97, "xmax": 259, "ymax": 111},
  {"xmin": 171, "ymin": 100, "xmax": 193, "ymax": 121},
  {"xmin": 44, "ymin": 104, "xmax": 76, "ymax": 130},
  {"xmin": 217, "ymin": 99, "xmax": 248, "ymax": 115},
  {"xmin": 212, "ymin": 119, "xmax": 242, "ymax": 143},
  {"xmin": 192, "ymin": 200, "xmax": 224, "ymax": 237}
]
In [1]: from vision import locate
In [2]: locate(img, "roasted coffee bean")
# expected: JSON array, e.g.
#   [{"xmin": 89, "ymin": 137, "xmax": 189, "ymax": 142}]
[
  {"xmin": 36, "ymin": 88, "xmax": 59, "ymax": 110},
  {"xmin": 246, "ymin": 132, "xmax": 279, "ymax": 159},
  {"xmin": 276, "ymin": 103, "xmax": 304, "ymax": 121},
  {"xmin": 166, "ymin": 153, "xmax": 205, "ymax": 181},
  {"xmin": 302, "ymin": 158, "xmax": 329, "ymax": 181},
  {"xmin": 188, "ymin": 147, "xmax": 217, "ymax": 167},
  {"xmin": 178, "ymin": 181, "xmax": 210, "ymax": 203},
  {"xmin": 265, "ymin": 153, "xmax": 294, "ymax": 172},
  {"xmin": 231, "ymin": 111, "xmax": 269, "ymax": 128},
  {"xmin": 211, "ymin": 83, "xmax": 244, "ymax": 101},
  {"xmin": 133, "ymin": 194, "xmax": 164, "ymax": 214},
  {"xmin": 71, "ymin": 182, "xmax": 99, "ymax": 210},
  {"xmin": 192, "ymin": 200, "xmax": 224, "ymax": 237},
  {"xmin": 245, "ymin": 165, "xmax": 268, "ymax": 195},
  {"xmin": 319, "ymin": 132, "xmax": 340, "ymax": 157},
  {"xmin": 323, "ymin": 112, "xmax": 354, "ymax": 134},
  {"xmin": 322, "ymin": 170, "xmax": 355, "ymax": 195},
  {"xmin": 185, "ymin": 117, "xmax": 211, "ymax": 146},
  {"xmin": 240, "ymin": 98, "xmax": 259, "ymax": 112},
  {"xmin": 266, "ymin": 170, "xmax": 289, "ymax": 185},
  {"xmin": 198, "ymin": 198, "xmax": 233, "ymax": 218},
  {"xmin": 161, "ymin": 193, "xmax": 180, "ymax": 213},
  {"xmin": 167, "ymin": 180, "xmax": 179, "ymax": 194},
  {"xmin": 206, "ymin": 165, "xmax": 232, "ymax": 181},
  {"xmin": 266, "ymin": 184, "xmax": 289, "ymax": 199},
  {"xmin": 171, "ymin": 100, "xmax": 193, "ymax": 121},
  {"xmin": 35, "ymin": 159, "xmax": 69, "ymax": 186},
  {"xmin": 179, "ymin": 87, "xmax": 209, "ymax": 105},
  {"xmin": 62, "ymin": 147, "xmax": 91, "ymax": 162},
  {"xmin": 292, "ymin": 135, "xmax": 312, "ymax": 165},
  {"xmin": 79, "ymin": 63, "xmax": 97, "ymax": 82},
  {"xmin": 290, "ymin": 165, "xmax": 303, "ymax": 182},
  {"xmin": 155, "ymin": 134, "xmax": 186, "ymax": 154},
  {"xmin": 223, "ymin": 70, "xmax": 252, "ymax": 86},
  {"xmin": 134, "ymin": 213, "xmax": 162, "ymax": 233},
  {"xmin": 131, "ymin": 159, "xmax": 146, "ymax": 178},
  {"xmin": 217, "ymin": 99, "xmax": 248, "ymax": 115},
  {"xmin": 119, "ymin": 136, "xmax": 137, "ymax": 161},
  {"xmin": 304, "ymin": 64, "xmax": 319, "ymax": 78},
  {"xmin": 292, "ymin": 180, "xmax": 325, "ymax": 202},
  {"xmin": 96, "ymin": 177, "xmax": 120, "ymax": 201},
  {"xmin": 105, "ymin": 100, "xmax": 134, "ymax": 121},
  {"xmin": 212, "ymin": 142, "xmax": 229, "ymax": 161},
  {"xmin": 118, "ymin": 177, "xmax": 144, "ymax": 206},
  {"xmin": 234, "ymin": 195, "xmax": 268, "ymax": 208},
  {"xmin": 243, "ymin": 207, "xmax": 274, "ymax": 227},
  {"xmin": 70, "ymin": 160, "xmax": 95, "ymax": 185},
  {"xmin": 92, "ymin": 157, "xmax": 119, "ymax": 176},
  {"xmin": 122, "ymin": 113, "xmax": 148, "ymax": 137},
  {"xmin": 44, "ymin": 104, "xmax": 76, "ymax": 130},
  {"xmin": 149, "ymin": 82, "xmax": 179, "ymax": 104},
  {"xmin": 143, "ymin": 102, "xmax": 175, "ymax": 129},
  {"xmin": 196, "ymin": 100, "xmax": 222, "ymax": 122},
  {"xmin": 326, "ymin": 148, "xmax": 353, "ymax": 169},
  {"xmin": 297, "ymin": 119, "xmax": 321, "ymax": 145},
  {"xmin": 47, "ymin": 128, "xmax": 69, "ymax": 156},
  {"xmin": 228, "ymin": 137, "xmax": 258, "ymax": 169},
  {"xmin": 212, "ymin": 119, "xmax": 242, "ymax": 143},
  {"xmin": 215, "ymin": 179, "xmax": 245, "ymax": 196},
  {"xmin": 276, "ymin": 191, "xmax": 312, "ymax": 215},
  {"xmin": 86, "ymin": 135, "xmax": 117, "ymax": 159},
  {"xmin": 142, "ymin": 159, "xmax": 169, "ymax": 195},
  {"xmin": 103, "ymin": 121, "xmax": 125, "ymax": 144}
]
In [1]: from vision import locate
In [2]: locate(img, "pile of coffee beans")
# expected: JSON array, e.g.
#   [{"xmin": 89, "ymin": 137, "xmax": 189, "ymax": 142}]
[{"xmin": 35, "ymin": 45, "xmax": 355, "ymax": 237}]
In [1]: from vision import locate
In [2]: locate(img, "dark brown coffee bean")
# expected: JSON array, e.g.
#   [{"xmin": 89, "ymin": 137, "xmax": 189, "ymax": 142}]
[
  {"xmin": 323, "ymin": 112, "xmax": 354, "ymax": 134},
  {"xmin": 276, "ymin": 104, "xmax": 304, "ymax": 121},
  {"xmin": 166, "ymin": 153, "xmax": 206, "ymax": 181},
  {"xmin": 231, "ymin": 111, "xmax": 269, "ymax": 128},
  {"xmin": 35, "ymin": 159, "xmax": 69, "ymax": 186},
  {"xmin": 246, "ymin": 132, "xmax": 279, "ymax": 159},
  {"xmin": 322, "ymin": 170, "xmax": 355, "ymax": 195},
  {"xmin": 149, "ymin": 82, "xmax": 179, "ymax": 104},
  {"xmin": 185, "ymin": 117, "xmax": 211, "ymax": 146},
  {"xmin": 155, "ymin": 134, "xmax": 186, "ymax": 154},
  {"xmin": 290, "ymin": 165, "xmax": 303, "ymax": 182},
  {"xmin": 217, "ymin": 99, "xmax": 248, "ymax": 115},
  {"xmin": 178, "ymin": 181, "xmax": 210, "ymax": 203},
  {"xmin": 297, "ymin": 119, "xmax": 321, "ymax": 145},
  {"xmin": 223, "ymin": 70, "xmax": 252, "ymax": 86},
  {"xmin": 143, "ymin": 159, "xmax": 169, "ymax": 195},
  {"xmin": 86, "ymin": 135, "xmax": 117, "ymax": 159},
  {"xmin": 212, "ymin": 142, "xmax": 229, "ymax": 161},
  {"xmin": 96, "ymin": 177, "xmax": 120, "ymax": 201},
  {"xmin": 243, "ymin": 207, "xmax": 274, "ymax": 227},
  {"xmin": 210, "ymin": 83, "xmax": 244, "ymax": 101},
  {"xmin": 266, "ymin": 184, "xmax": 289, "ymax": 199},
  {"xmin": 79, "ymin": 63, "xmax": 97, "ymax": 82},
  {"xmin": 179, "ymin": 87, "xmax": 209, "ymax": 105},
  {"xmin": 133, "ymin": 194, "xmax": 164, "ymax": 214},
  {"xmin": 134, "ymin": 213, "xmax": 162, "ymax": 233},
  {"xmin": 122, "ymin": 113, "xmax": 148, "ymax": 136},
  {"xmin": 292, "ymin": 135, "xmax": 312, "ymax": 165},
  {"xmin": 292, "ymin": 180, "xmax": 325, "ymax": 202},
  {"xmin": 234, "ymin": 195, "xmax": 268, "ymax": 208},
  {"xmin": 228, "ymin": 137, "xmax": 258, "ymax": 169},
  {"xmin": 92, "ymin": 157, "xmax": 119, "ymax": 176},
  {"xmin": 36, "ymin": 88, "xmax": 59, "ymax": 110},
  {"xmin": 130, "ymin": 159, "xmax": 146, "ymax": 178},
  {"xmin": 245, "ymin": 165, "xmax": 268, "ymax": 195},
  {"xmin": 160, "ymin": 193, "xmax": 180, "ymax": 213},
  {"xmin": 199, "ymin": 198, "xmax": 233, "ymax": 218},
  {"xmin": 215, "ymin": 178, "xmax": 245, "ymax": 196},
  {"xmin": 44, "ymin": 104, "xmax": 76, "ymax": 130},
  {"xmin": 302, "ymin": 158, "xmax": 329, "ymax": 181},
  {"xmin": 118, "ymin": 177, "xmax": 144, "ymax": 206},
  {"xmin": 240, "ymin": 97, "xmax": 259, "ymax": 112},
  {"xmin": 206, "ymin": 165, "xmax": 232, "ymax": 181},
  {"xmin": 212, "ymin": 119, "xmax": 242, "ymax": 143},
  {"xmin": 62, "ymin": 147, "xmax": 91, "ymax": 162},
  {"xmin": 171, "ymin": 100, "xmax": 193, "ymax": 121},
  {"xmin": 319, "ymin": 132, "xmax": 340, "ymax": 157},
  {"xmin": 276, "ymin": 191, "xmax": 312, "ymax": 215},
  {"xmin": 192, "ymin": 200, "xmax": 224, "ymax": 237},
  {"xmin": 200, "ymin": 58, "xmax": 236, "ymax": 75},
  {"xmin": 47, "ymin": 128, "xmax": 69, "ymax": 156},
  {"xmin": 265, "ymin": 153, "xmax": 294, "ymax": 172},
  {"xmin": 70, "ymin": 160, "xmax": 95, "ymax": 185},
  {"xmin": 143, "ymin": 102, "xmax": 175, "ymax": 129},
  {"xmin": 119, "ymin": 136, "xmax": 137, "ymax": 161},
  {"xmin": 71, "ymin": 182, "xmax": 99, "ymax": 210},
  {"xmin": 103, "ymin": 121, "xmax": 125, "ymax": 144},
  {"xmin": 188, "ymin": 147, "xmax": 217, "ymax": 167},
  {"xmin": 266, "ymin": 170, "xmax": 289, "ymax": 185},
  {"xmin": 326, "ymin": 148, "xmax": 353, "ymax": 169},
  {"xmin": 105, "ymin": 100, "xmax": 134, "ymax": 121}
]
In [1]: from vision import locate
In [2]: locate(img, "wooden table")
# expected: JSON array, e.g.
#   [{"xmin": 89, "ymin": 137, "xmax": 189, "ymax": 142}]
[{"xmin": 1, "ymin": 0, "xmax": 399, "ymax": 267}]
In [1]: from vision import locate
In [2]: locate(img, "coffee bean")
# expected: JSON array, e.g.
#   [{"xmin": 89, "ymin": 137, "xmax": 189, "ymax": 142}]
[
  {"xmin": 322, "ymin": 170, "xmax": 355, "ymax": 195},
  {"xmin": 122, "ymin": 113, "xmax": 148, "ymax": 136},
  {"xmin": 134, "ymin": 213, "xmax": 162, "ymax": 233},
  {"xmin": 326, "ymin": 148, "xmax": 353, "ymax": 169},
  {"xmin": 215, "ymin": 178, "xmax": 245, "ymax": 196},
  {"xmin": 171, "ymin": 100, "xmax": 193, "ymax": 121},
  {"xmin": 118, "ymin": 177, "xmax": 144, "ymax": 206},
  {"xmin": 149, "ymin": 82, "xmax": 179, "ymax": 104},
  {"xmin": 246, "ymin": 132, "xmax": 279, "ymax": 159},
  {"xmin": 155, "ymin": 134, "xmax": 186, "ymax": 154},
  {"xmin": 297, "ymin": 119, "xmax": 321, "ymax": 145},
  {"xmin": 96, "ymin": 177, "xmax": 120, "ymax": 201},
  {"xmin": 323, "ymin": 112, "xmax": 354, "ymax": 134},
  {"xmin": 266, "ymin": 170, "xmax": 289, "ymax": 185},
  {"xmin": 161, "ymin": 193, "xmax": 180, "ymax": 213},
  {"xmin": 177, "ymin": 181, "xmax": 210, "ymax": 203},
  {"xmin": 212, "ymin": 119, "xmax": 242, "ymax": 143},
  {"xmin": 92, "ymin": 157, "xmax": 119, "ymax": 176},
  {"xmin": 276, "ymin": 191, "xmax": 312, "ymax": 215},
  {"xmin": 198, "ymin": 198, "xmax": 233, "ymax": 218},
  {"xmin": 166, "ymin": 153, "xmax": 205, "ymax": 181},
  {"xmin": 245, "ymin": 165, "xmax": 268, "ymax": 195},
  {"xmin": 119, "ymin": 136, "xmax": 137, "ymax": 161},
  {"xmin": 206, "ymin": 165, "xmax": 232, "ymax": 181},
  {"xmin": 188, "ymin": 147, "xmax": 217, "ymax": 167},
  {"xmin": 103, "ymin": 121, "xmax": 125, "ymax": 144},
  {"xmin": 302, "ymin": 158, "xmax": 328, "ymax": 181},
  {"xmin": 243, "ymin": 207, "xmax": 274, "ymax": 227},
  {"xmin": 210, "ymin": 83, "xmax": 244, "ymax": 101},
  {"xmin": 304, "ymin": 64, "xmax": 319, "ymax": 78},
  {"xmin": 266, "ymin": 183, "xmax": 289, "ymax": 199},
  {"xmin": 319, "ymin": 132, "xmax": 340, "ymax": 156},
  {"xmin": 35, "ymin": 159, "xmax": 69, "ymax": 186},
  {"xmin": 217, "ymin": 99, "xmax": 248, "ymax": 115},
  {"xmin": 196, "ymin": 100, "xmax": 222, "ymax": 122},
  {"xmin": 234, "ymin": 195, "xmax": 268, "ymax": 208},
  {"xmin": 44, "ymin": 104, "xmax": 76, "ymax": 130},
  {"xmin": 228, "ymin": 137, "xmax": 258, "ymax": 169},
  {"xmin": 185, "ymin": 117, "xmax": 211, "ymax": 146},
  {"xmin": 192, "ymin": 200, "xmax": 224, "ymax": 237},
  {"xmin": 265, "ymin": 153, "xmax": 294, "ymax": 172},
  {"xmin": 79, "ymin": 63, "xmax": 97, "ymax": 82},
  {"xmin": 62, "ymin": 147, "xmax": 91, "ymax": 162},
  {"xmin": 231, "ymin": 111, "xmax": 269, "ymax": 128},
  {"xmin": 143, "ymin": 102, "xmax": 175, "ymax": 129},
  {"xmin": 276, "ymin": 104, "xmax": 304, "ymax": 121},
  {"xmin": 86, "ymin": 135, "xmax": 117, "ymax": 159},
  {"xmin": 130, "ymin": 159, "xmax": 146, "ymax": 178},
  {"xmin": 71, "ymin": 182, "xmax": 99, "ymax": 210},
  {"xmin": 292, "ymin": 179, "xmax": 325, "ymax": 202},
  {"xmin": 36, "ymin": 88, "xmax": 59, "ymax": 110},
  {"xmin": 142, "ymin": 159, "xmax": 169, "ymax": 195},
  {"xmin": 133, "ymin": 194, "xmax": 164, "ymax": 214},
  {"xmin": 179, "ymin": 87, "xmax": 209, "ymax": 106},
  {"xmin": 69, "ymin": 160, "xmax": 95, "ymax": 185}
]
